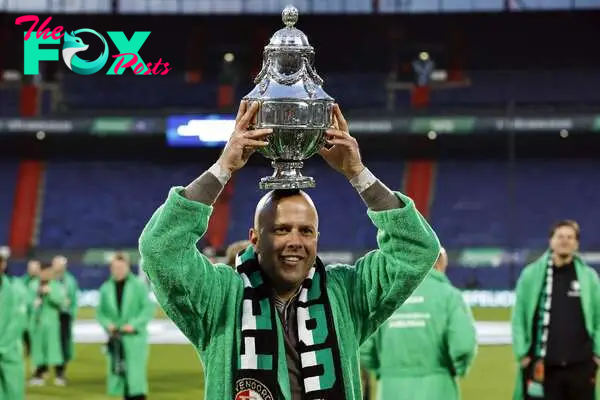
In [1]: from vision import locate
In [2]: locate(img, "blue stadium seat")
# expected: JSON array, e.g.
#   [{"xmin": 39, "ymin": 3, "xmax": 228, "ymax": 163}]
[
  {"xmin": 0, "ymin": 162, "xmax": 18, "ymax": 245},
  {"xmin": 39, "ymin": 161, "xmax": 206, "ymax": 248},
  {"xmin": 430, "ymin": 160, "xmax": 600, "ymax": 249}
]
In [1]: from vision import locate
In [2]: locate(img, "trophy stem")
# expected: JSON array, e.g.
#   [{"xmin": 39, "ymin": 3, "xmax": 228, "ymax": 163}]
[{"xmin": 259, "ymin": 161, "xmax": 316, "ymax": 190}]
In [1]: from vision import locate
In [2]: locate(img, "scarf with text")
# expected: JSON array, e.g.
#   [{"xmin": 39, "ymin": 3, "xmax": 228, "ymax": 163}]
[
  {"xmin": 233, "ymin": 246, "xmax": 345, "ymax": 400},
  {"xmin": 527, "ymin": 257, "xmax": 554, "ymax": 398}
]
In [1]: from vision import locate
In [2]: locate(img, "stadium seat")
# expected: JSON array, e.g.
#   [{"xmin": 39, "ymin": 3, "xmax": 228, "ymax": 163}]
[
  {"xmin": 430, "ymin": 159, "xmax": 600, "ymax": 249},
  {"xmin": 0, "ymin": 162, "xmax": 18, "ymax": 245}
]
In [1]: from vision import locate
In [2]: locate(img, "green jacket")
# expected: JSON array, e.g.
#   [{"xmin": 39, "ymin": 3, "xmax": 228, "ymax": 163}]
[
  {"xmin": 28, "ymin": 280, "xmax": 64, "ymax": 367},
  {"xmin": 0, "ymin": 276, "xmax": 26, "ymax": 400},
  {"xmin": 360, "ymin": 269, "xmax": 477, "ymax": 400},
  {"xmin": 55, "ymin": 270, "xmax": 79, "ymax": 362},
  {"xmin": 138, "ymin": 187, "xmax": 441, "ymax": 400},
  {"xmin": 96, "ymin": 274, "xmax": 155, "ymax": 396},
  {"xmin": 8, "ymin": 277, "xmax": 30, "ymax": 336},
  {"xmin": 511, "ymin": 252, "xmax": 600, "ymax": 400}
]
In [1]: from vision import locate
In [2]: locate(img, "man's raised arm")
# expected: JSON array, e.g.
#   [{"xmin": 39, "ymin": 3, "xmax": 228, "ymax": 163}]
[
  {"xmin": 319, "ymin": 105, "xmax": 440, "ymax": 343},
  {"xmin": 138, "ymin": 101, "xmax": 271, "ymax": 350}
]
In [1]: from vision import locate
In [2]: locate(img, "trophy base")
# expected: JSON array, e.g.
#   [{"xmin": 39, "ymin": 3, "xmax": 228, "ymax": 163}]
[{"xmin": 259, "ymin": 161, "xmax": 315, "ymax": 190}]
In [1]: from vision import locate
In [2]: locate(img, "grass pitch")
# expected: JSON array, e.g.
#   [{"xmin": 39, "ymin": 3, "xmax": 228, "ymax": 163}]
[
  {"xmin": 22, "ymin": 307, "xmax": 588, "ymax": 399},
  {"xmin": 26, "ymin": 343, "xmax": 516, "ymax": 400}
]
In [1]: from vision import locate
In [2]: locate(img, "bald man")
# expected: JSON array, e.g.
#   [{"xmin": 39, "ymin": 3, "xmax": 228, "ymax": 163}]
[
  {"xmin": 360, "ymin": 248, "xmax": 478, "ymax": 400},
  {"xmin": 139, "ymin": 101, "xmax": 441, "ymax": 400}
]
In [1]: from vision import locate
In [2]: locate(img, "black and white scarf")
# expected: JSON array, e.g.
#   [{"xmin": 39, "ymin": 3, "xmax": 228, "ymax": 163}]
[
  {"xmin": 527, "ymin": 258, "xmax": 554, "ymax": 398},
  {"xmin": 233, "ymin": 245, "xmax": 346, "ymax": 399}
]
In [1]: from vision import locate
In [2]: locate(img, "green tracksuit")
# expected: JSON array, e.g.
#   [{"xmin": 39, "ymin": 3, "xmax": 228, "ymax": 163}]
[
  {"xmin": 0, "ymin": 276, "xmax": 26, "ymax": 399},
  {"xmin": 96, "ymin": 274, "xmax": 155, "ymax": 397},
  {"xmin": 28, "ymin": 280, "xmax": 64, "ymax": 368},
  {"xmin": 138, "ymin": 187, "xmax": 441, "ymax": 399},
  {"xmin": 55, "ymin": 271, "xmax": 79, "ymax": 363},
  {"xmin": 511, "ymin": 252, "xmax": 600, "ymax": 400},
  {"xmin": 361, "ymin": 269, "xmax": 478, "ymax": 400}
]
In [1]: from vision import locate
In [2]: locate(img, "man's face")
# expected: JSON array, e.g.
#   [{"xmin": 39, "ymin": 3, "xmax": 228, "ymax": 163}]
[
  {"xmin": 52, "ymin": 256, "xmax": 67, "ymax": 274},
  {"xmin": 550, "ymin": 226, "xmax": 579, "ymax": 258},
  {"xmin": 110, "ymin": 259, "xmax": 130, "ymax": 281},
  {"xmin": 250, "ymin": 195, "xmax": 318, "ymax": 294},
  {"xmin": 39, "ymin": 267, "xmax": 54, "ymax": 282},
  {"xmin": 27, "ymin": 260, "xmax": 41, "ymax": 277}
]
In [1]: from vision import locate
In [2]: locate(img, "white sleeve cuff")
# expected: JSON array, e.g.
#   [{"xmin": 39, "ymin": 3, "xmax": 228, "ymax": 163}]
[
  {"xmin": 208, "ymin": 163, "xmax": 231, "ymax": 186},
  {"xmin": 349, "ymin": 167, "xmax": 377, "ymax": 193}
]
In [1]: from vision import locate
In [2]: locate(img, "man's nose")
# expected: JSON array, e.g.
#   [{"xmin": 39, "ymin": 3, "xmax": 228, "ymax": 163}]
[{"xmin": 286, "ymin": 231, "xmax": 303, "ymax": 247}]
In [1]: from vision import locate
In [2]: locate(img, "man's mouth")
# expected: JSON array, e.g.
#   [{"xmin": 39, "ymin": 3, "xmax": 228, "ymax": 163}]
[{"xmin": 280, "ymin": 255, "xmax": 303, "ymax": 266}]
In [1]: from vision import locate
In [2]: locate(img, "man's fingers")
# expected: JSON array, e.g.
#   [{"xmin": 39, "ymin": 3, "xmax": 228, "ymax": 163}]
[
  {"xmin": 330, "ymin": 114, "xmax": 340, "ymax": 130},
  {"xmin": 325, "ymin": 138, "xmax": 353, "ymax": 148},
  {"xmin": 241, "ymin": 138, "xmax": 270, "ymax": 148},
  {"xmin": 237, "ymin": 102, "xmax": 260, "ymax": 129},
  {"xmin": 318, "ymin": 147, "xmax": 330, "ymax": 157},
  {"xmin": 333, "ymin": 104, "xmax": 349, "ymax": 132},
  {"xmin": 244, "ymin": 128, "xmax": 273, "ymax": 139},
  {"xmin": 235, "ymin": 100, "xmax": 248, "ymax": 121},
  {"xmin": 326, "ymin": 129, "xmax": 353, "ymax": 140}
]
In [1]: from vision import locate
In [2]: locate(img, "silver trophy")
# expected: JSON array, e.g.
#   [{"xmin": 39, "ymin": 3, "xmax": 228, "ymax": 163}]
[{"xmin": 244, "ymin": 5, "xmax": 334, "ymax": 190}]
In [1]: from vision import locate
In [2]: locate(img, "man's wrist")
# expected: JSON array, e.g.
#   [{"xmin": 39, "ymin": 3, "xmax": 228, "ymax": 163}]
[
  {"xmin": 208, "ymin": 162, "xmax": 232, "ymax": 186},
  {"xmin": 349, "ymin": 167, "xmax": 376, "ymax": 193}
]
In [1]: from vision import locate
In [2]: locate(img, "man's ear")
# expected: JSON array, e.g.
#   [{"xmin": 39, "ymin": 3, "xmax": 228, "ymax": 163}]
[{"xmin": 249, "ymin": 228, "xmax": 259, "ymax": 249}]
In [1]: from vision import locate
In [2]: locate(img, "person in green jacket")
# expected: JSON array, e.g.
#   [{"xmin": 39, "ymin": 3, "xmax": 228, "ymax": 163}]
[
  {"xmin": 20, "ymin": 259, "xmax": 40, "ymax": 357},
  {"xmin": 52, "ymin": 255, "xmax": 79, "ymax": 382},
  {"xmin": 360, "ymin": 247, "xmax": 477, "ymax": 400},
  {"xmin": 0, "ymin": 252, "xmax": 26, "ymax": 400},
  {"xmin": 28, "ymin": 262, "xmax": 65, "ymax": 386},
  {"xmin": 96, "ymin": 251, "xmax": 155, "ymax": 400},
  {"xmin": 138, "ymin": 101, "xmax": 441, "ymax": 400},
  {"xmin": 511, "ymin": 220, "xmax": 600, "ymax": 400}
]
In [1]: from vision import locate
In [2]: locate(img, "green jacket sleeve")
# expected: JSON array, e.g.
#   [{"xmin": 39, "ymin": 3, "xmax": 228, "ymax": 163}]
[
  {"xmin": 129, "ymin": 281, "xmax": 155, "ymax": 332},
  {"xmin": 446, "ymin": 289, "xmax": 477, "ymax": 377},
  {"xmin": 359, "ymin": 331, "xmax": 381, "ymax": 378},
  {"xmin": 588, "ymin": 268, "xmax": 600, "ymax": 356},
  {"xmin": 0, "ymin": 283, "xmax": 20, "ymax": 355},
  {"xmin": 511, "ymin": 269, "xmax": 530, "ymax": 361},
  {"xmin": 68, "ymin": 274, "xmax": 79, "ymax": 317},
  {"xmin": 12, "ymin": 279, "xmax": 30, "ymax": 334},
  {"xmin": 95, "ymin": 284, "xmax": 113, "ymax": 332},
  {"xmin": 138, "ymin": 187, "xmax": 240, "ymax": 350},
  {"xmin": 47, "ymin": 282, "xmax": 65, "ymax": 308},
  {"xmin": 328, "ymin": 192, "xmax": 440, "ymax": 343}
]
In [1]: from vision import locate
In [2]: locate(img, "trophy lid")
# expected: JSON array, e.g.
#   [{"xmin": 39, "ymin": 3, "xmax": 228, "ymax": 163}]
[{"xmin": 265, "ymin": 5, "xmax": 312, "ymax": 52}]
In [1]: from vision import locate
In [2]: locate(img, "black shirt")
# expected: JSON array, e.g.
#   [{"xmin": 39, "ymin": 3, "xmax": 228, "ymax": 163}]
[
  {"xmin": 544, "ymin": 262, "xmax": 593, "ymax": 366},
  {"xmin": 115, "ymin": 279, "xmax": 126, "ymax": 313}
]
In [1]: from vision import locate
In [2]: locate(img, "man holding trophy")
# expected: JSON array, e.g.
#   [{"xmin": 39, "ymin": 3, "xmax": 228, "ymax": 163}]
[{"xmin": 139, "ymin": 6, "xmax": 441, "ymax": 400}]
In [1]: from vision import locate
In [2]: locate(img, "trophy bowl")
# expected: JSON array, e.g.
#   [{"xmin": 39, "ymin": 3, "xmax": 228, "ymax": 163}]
[{"xmin": 244, "ymin": 5, "xmax": 334, "ymax": 190}]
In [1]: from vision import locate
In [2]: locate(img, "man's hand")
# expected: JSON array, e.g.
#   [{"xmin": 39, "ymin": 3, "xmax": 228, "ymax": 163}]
[
  {"xmin": 521, "ymin": 356, "xmax": 531, "ymax": 368},
  {"xmin": 107, "ymin": 324, "xmax": 116, "ymax": 334},
  {"xmin": 121, "ymin": 324, "xmax": 135, "ymax": 333},
  {"xmin": 216, "ymin": 101, "xmax": 272, "ymax": 174},
  {"xmin": 40, "ymin": 285, "xmax": 50, "ymax": 294},
  {"xmin": 318, "ymin": 104, "xmax": 365, "ymax": 179}
]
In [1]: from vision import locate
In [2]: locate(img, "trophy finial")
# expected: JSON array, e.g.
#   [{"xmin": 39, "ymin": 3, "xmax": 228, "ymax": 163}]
[{"xmin": 282, "ymin": 5, "xmax": 299, "ymax": 28}]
